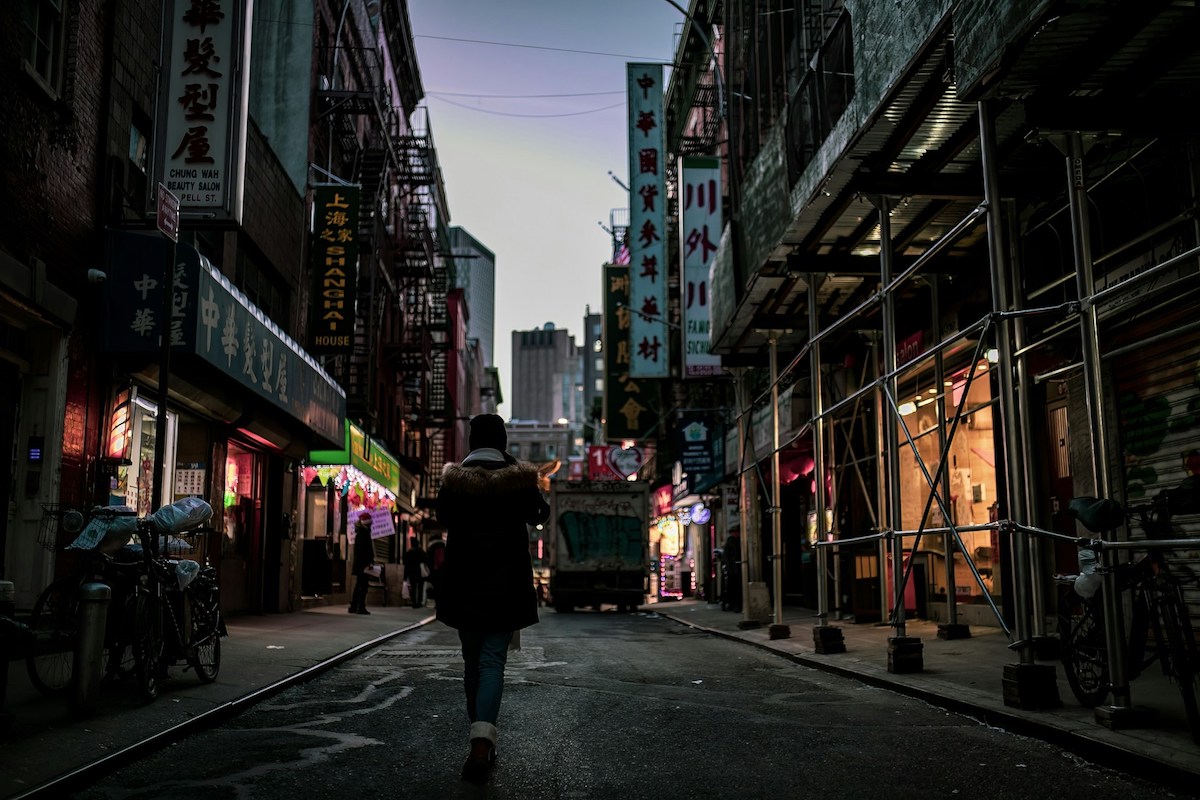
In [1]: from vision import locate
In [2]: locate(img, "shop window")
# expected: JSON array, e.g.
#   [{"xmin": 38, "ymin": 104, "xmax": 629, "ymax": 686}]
[
  {"xmin": 896, "ymin": 357, "xmax": 1000, "ymax": 604},
  {"xmin": 108, "ymin": 390, "xmax": 177, "ymax": 516},
  {"xmin": 224, "ymin": 443, "xmax": 260, "ymax": 559}
]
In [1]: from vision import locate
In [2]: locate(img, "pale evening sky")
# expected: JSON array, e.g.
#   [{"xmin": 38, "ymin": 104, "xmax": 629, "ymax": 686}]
[{"xmin": 407, "ymin": 1, "xmax": 687, "ymax": 418}]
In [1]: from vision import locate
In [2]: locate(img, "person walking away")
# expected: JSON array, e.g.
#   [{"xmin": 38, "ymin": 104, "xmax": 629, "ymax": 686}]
[
  {"xmin": 436, "ymin": 413, "xmax": 550, "ymax": 784},
  {"xmin": 403, "ymin": 536, "xmax": 428, "ymax": 608},
  {"xmin": 349, "ymin": 512, "xmax": 375, "ymax": 615},
  {"xmin": 722, "ymin": 531, "xmax": 742, "ymax": 613}
]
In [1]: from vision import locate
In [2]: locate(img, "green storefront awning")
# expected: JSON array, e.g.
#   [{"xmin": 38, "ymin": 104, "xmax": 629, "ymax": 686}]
[{"xmin": 308, "ymin": 420, "xmax": 401, "ymax": 495}]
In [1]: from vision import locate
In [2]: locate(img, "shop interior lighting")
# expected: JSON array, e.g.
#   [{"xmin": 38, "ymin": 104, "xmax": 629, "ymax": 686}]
[
  {"xmin": 898, "ymin": 401, "xmax": 917, "ymax": 416},
  {"xmin": 986, "ymin": 348, "xmax": 1000, "ymax": 363}
]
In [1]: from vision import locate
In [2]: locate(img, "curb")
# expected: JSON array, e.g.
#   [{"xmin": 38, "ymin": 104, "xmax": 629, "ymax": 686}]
[
  {"xmin": 658, "ymin": 611, "xmax": 1200, "ymax": 795},
  {"xmin": 10, "ymin": 615, "xmax": 436, "ymax": 800}
]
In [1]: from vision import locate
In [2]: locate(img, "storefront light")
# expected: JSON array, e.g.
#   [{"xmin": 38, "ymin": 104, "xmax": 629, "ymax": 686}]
[
  {"xmin": 986, "ymin": 347, "xmax": 1000, "ymax": 363},
  {"xmin": 898, "ymin": 401, "xmax": 917, "ymax": 416}
]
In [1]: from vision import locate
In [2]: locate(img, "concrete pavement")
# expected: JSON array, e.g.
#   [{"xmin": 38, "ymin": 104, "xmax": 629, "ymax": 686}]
[
  {"xmin": 3, "ymin": 597, "xmax": 1200, "ymax": 798},
  {"xmin": 656, "ymin": 600, "xmax": 1200, "ymax": 793}
]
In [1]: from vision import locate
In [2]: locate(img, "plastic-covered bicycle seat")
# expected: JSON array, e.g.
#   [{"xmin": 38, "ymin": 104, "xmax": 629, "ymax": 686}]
[
  {"xmin": 1068, "ymin": 496, "xmax": 1125, "ymax": 533},
  {"xmin": 149, "ymin": 497, "xmax": 213, "ymax": 534}
]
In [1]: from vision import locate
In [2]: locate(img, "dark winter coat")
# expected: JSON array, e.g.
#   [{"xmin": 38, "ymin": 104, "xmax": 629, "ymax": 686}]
[{"xmin": 434, "ymin": 452, "xmax": 550, "ymax": 632}]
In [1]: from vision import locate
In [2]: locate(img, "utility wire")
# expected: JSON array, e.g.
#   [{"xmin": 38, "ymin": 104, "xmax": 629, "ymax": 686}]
[
  {"xmin": 428, "ymin": 89, "xmax": 624, "ymax": 99},
  {"xmin": 430, "ymin": 96, "xmax": 625, "ymax": 117},
  {"xmin": 415, "ymin": 33, "xmax": 667, "ymax": 61}
]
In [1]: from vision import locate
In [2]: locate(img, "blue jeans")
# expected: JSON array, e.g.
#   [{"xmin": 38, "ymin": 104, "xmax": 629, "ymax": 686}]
[{"xmin": 458, "ymin": 630, "xmax": 513, "ymax": 727}]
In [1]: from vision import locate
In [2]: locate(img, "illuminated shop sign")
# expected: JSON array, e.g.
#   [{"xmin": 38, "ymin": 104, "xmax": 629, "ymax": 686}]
[{"xmin": 309, "ymin": 184, "xmax": 360, "ymax": 356}]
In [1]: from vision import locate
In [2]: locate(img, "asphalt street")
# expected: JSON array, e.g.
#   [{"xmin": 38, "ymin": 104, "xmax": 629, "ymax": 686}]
[{"xmin": 65, "ymin": 611, "xmax": 1188, "ymax": 800}]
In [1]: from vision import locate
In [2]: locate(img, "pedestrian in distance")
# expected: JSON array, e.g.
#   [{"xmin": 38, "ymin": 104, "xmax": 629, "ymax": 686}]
[
  {"xmin": 721, "ymin": 531, "xmax": 743, "ymax": 613},
  {"xmin": 426, "ymin": 532, "xmax": 446, "ymax": 606},
  {"xmin": 435, "ymin": 413, "xmax": 550, "ymax": 784},
  {"xmin": 349, "ymin": 512, "xmax": 375, "ymax": 615},
  {"xmin": 403, "ymin": 536, "xmax": 428, "ymax": 608}
]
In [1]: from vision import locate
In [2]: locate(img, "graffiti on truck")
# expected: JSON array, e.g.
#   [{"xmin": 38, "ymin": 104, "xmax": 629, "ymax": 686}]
[{"xmin": 558, "ymin": 511, "xmax": 644, "ymax": 564}]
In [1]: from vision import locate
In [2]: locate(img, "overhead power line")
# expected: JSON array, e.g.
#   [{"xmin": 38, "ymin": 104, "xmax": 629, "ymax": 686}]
[
  {"xmin": 415, "ymin": 33, "xmax": 666, "ymax": 61},
  {"xmin": 430, "ymin": 96, "xmax": 626, "ymax": 118}
]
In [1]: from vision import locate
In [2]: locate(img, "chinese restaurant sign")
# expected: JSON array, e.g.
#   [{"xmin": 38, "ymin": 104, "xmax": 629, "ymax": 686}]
[
  {"xmin": 626, "ymin": 63, "xmax": 668, "ymax": 378},
  {"xmin": 155, "ymin": 0, "xmax": 251, "ymax": 223},
  {"xmin": 604, "ymin": 264, "xmax": 650, "ymax": 441},
  {"xmin": 106, "ymin": 232, "xmax": 345, "ymax": 446},
  {"xmin": 309, "ymin": 184, "xmax": 360, "ymax": 356},
  {"xmin": 680, "ymin": 157, "xmax": 724, "ymax": 378}
]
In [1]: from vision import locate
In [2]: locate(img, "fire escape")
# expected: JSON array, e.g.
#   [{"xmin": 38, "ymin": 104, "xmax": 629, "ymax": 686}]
[
  {"xmin": 315, "ymin": 44, "xmax": 398, "ymax": 430},
  {"xmin": 393, "ymin": 109, "xmax": 452, "ymax": 493},
  {"xmin": 315, "ymin": 40, "xmax": 449, "ymax": 500}
]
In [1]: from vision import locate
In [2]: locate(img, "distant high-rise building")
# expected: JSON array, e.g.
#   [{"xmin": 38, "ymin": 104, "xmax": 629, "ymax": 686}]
[
  {"xmin": 511, "ymin": 323, "xmax": 581, "ymax": 425},
  {"xmin": 448, "ymin": 226, "xmax": 496, "ymax": 366}
]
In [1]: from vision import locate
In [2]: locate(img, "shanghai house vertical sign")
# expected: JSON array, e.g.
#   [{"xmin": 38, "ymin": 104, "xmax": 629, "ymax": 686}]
[
  {"xmin": 309, "ymin": 185, "xmax": 360, "ymax": 356},
  {"xmin": 626, "ymin": 63, "xmax": 668, "ymax": 378},
  {"xmin": 155, "ymin": 0, "xmax": 251, "ymax": 224}
]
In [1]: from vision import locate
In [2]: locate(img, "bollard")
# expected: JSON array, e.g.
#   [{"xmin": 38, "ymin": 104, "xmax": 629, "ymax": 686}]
[{"xmin": 72, "ymin": 582, "xmax": 111, "ymax": 717}]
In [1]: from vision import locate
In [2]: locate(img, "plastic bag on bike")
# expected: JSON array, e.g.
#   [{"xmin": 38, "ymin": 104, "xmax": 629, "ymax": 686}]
[{"xmin": 1074, "ymin": 547, "xmax": 1102, "ymax": 599}]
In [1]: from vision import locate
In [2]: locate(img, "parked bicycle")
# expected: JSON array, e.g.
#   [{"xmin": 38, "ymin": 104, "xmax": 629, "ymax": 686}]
[
  {"xmin": 25, "ymin": 498, "xmax": 225, "ymax": 703},
  {"xmin": 1057, "ymin": 476, "xmax": 1200, "ymax": 741},
  {"xmin": 25, "ymin": 504, "xmax": 144, "ymax": 696}
]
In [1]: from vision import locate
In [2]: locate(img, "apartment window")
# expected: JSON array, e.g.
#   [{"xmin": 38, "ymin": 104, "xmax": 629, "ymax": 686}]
[{"xmin": 22, "ymin": 0, "xmax": 66, "ymax": 95}]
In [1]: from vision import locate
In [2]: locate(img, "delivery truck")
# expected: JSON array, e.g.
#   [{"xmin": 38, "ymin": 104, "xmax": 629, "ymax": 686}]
[{"xmin": 548, "ymin": 480, "xmax": 650, "ymax": 613}]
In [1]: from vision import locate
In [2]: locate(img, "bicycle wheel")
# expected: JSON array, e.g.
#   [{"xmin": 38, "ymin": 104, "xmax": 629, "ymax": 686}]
[
  {"xmin": 132, "ymin": 592, "xmax": 163, "ymax": 702},
  {"xmin": 1058, "ymin": 589, "xmax": 1110, "ymax": 707},
  {"xmin": 25, "ymin": 578, "xmax": 79, "ymax": 696},
  {"xmin": 1156, "ymin": 583, "xmax": 1200, "ymax": 742},
  {"xmin": 186, "ymin": 584, "xmax": 221, "ymax": 683}
]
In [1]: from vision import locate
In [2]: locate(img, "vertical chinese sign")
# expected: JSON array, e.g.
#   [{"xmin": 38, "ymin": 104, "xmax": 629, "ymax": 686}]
[
  {"xmin": 680, "ymin": 157, "xmax": 724, "ymax": 378},
  {"xmin": 155, "ymin": 0, "xmax": 251, "ymax": 223},
  {"xmin": 604, "ymin": 264, "xmax": 650, "ymax": 441},
  {"xmin": 626, "ymin": 63, "xmax": 668, "ymax": 379},
  {"xmin": 309, "ymin": 185, "xmax": 360, "ymax": 356}
]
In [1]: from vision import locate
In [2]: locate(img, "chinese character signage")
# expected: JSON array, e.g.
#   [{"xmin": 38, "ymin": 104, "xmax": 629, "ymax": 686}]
[
  {"xmin": 154, "ymin": 0, "xmax": 251, "ymax": 223},
  {"xmin": 308, "ymin": 420, "xmax": 401, "ymax": 495},
  {"xmin": 680, "ymin": 157, "xmax": 724, "ymax": 378},
  {"xmin": 309, "ymin": 184, "xmax": 360, "ymax": 355},
  {"xmin": 626, "ymin": 63, "xmax": 668, "ymax": 378},
  {"xmin": 105, "ymin": 231, "xmax": 346, "ymax": 447},
  {"xmin": 604, "ymin": 263, "xmax": 651, "ymax": 441}
]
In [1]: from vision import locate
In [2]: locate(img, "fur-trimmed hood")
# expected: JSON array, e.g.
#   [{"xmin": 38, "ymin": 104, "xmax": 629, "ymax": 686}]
[{"xmin": 440, "ymin": 460, "xmax": 542, "ymax": 495}]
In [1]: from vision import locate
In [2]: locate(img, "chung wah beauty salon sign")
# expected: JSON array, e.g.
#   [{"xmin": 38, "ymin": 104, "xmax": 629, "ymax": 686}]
[{"xmin": 154, "ymin": 0, "xmax": 252, "ymax": 223}]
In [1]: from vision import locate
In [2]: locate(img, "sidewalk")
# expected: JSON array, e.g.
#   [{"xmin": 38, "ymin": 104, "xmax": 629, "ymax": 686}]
[
  {"xmin": 0, "ymin": 601, "xmax": 435, "ymax": 800},
  {"xmin": 4, "ymin": 599, "xmax": 1200, "ymax": 798},
  {"xmin": 656, "ymin": 600, "xmax": 1200, "ymax": 792}
]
